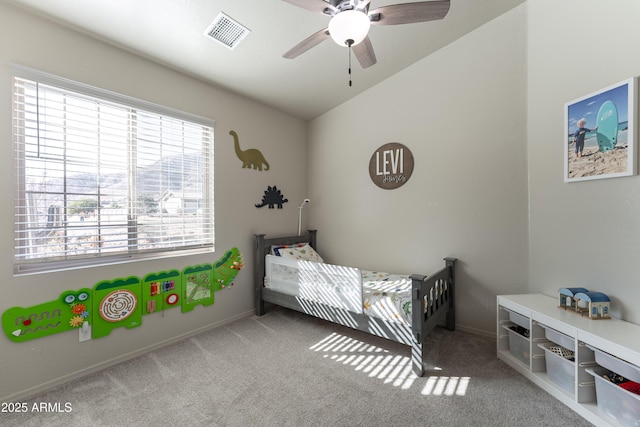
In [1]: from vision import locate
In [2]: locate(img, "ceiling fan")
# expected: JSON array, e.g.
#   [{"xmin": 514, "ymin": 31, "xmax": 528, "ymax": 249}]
[{"xmin": 282, "ymin": 0, "xmax": 450, "ymax": 69}]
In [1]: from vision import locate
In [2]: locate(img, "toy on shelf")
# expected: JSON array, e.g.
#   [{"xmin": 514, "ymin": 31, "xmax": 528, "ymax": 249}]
[
  {"xmin": 558, "ymin": 287, "xmax": 589, "ymax": 309},
  {"xmin": 558, "ymin": 288, "xmax": 611, "ymax": 319},
  {"xmin": 575, "ymin": 292, "xmax": 611, "ymax": 319}
]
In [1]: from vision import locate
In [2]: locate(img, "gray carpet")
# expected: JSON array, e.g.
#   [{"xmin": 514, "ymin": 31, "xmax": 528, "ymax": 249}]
[{"xmin": 3, "ymin": 307, "xmax": 592, "ymax": 427}]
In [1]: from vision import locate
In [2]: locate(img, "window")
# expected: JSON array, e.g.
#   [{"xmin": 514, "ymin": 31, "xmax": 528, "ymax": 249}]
[{"xmin": 13, "ymin": 67, "xmax": 214, "ymax": 274}]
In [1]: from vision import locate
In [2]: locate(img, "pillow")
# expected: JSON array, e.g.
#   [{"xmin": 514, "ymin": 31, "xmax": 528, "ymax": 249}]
[
  {"xmin": 270, "ymin": 242, "xmax": 306, "ymax": 256},
  {"xmin": 271, "ymin": 243, "xmax": 324, "ymax": 263},
  {"xmin": 269, "ymin": 243, "xmax": 295, "ymax": 256}
]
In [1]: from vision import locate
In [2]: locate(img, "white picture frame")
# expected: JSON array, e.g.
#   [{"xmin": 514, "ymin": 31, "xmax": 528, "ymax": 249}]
[{"xmin": 564, "ymin": 78, "xmax": 637, "ymax": 182}]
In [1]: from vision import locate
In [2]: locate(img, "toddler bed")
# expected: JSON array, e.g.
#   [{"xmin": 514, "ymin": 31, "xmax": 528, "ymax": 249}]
[{"xmin": 254, "ymin": 230, "xmax": 456, "ymax": 376}]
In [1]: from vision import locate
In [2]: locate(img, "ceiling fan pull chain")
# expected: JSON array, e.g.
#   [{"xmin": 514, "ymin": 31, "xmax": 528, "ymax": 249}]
[{"xmin": 347, "ymin": 40, "xmax": 353, "ymax": 87}]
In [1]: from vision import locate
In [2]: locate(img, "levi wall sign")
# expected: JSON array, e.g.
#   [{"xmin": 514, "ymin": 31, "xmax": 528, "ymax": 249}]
[{"xmin": 369, "ymin": 142, "xmax": 414, "ymax": 189}]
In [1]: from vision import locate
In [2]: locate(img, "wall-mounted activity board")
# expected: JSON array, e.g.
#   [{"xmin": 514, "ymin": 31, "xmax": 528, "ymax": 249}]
[
  {"xmin": 182, "ymin": 264, "xmax": 214, "ymax": 313},
  {"xmin": 143, "ymin": 270, "xmax": 182, "ymax": 315},
  {"xmin": 2, "ymin": 288, "xmax": 92, "ymax": 343},
  {"xmin": 93, "ymin": 277, "xmax": 142, "ymax": 339},
  {"xmin": 2, "ymin": 247, "xmax": 243, "ymax": 343}
]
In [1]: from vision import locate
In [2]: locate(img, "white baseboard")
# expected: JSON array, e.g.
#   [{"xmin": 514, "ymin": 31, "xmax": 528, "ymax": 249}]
[{"xmin": 456, "ymin": 323, "xmax": 496, "ymax": 340}]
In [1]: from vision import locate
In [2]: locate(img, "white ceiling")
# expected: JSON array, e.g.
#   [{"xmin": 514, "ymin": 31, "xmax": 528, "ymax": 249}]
[{"xmin": 6, "ymin": 0, "xmax": 525, "ymax": 121}]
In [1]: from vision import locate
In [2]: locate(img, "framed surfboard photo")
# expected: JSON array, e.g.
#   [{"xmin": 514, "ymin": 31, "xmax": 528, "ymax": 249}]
[{"xmin": 564, "ymin": 78, "xmax": 637, "ymax": 182}]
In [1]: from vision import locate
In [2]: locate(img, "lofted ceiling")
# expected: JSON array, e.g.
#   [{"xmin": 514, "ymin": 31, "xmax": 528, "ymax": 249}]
[{"xmin": 5, "ymin": 0, "xmax": 525, "ymax": 121}]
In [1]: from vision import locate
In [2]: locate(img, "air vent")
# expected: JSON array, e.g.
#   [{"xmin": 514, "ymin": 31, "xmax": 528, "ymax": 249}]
[{"xmin": 204, "ymin": 12, "xmax": 250, "ymax": 50}]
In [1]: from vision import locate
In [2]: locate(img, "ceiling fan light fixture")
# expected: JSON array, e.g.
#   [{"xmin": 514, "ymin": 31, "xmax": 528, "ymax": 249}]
[{"xmin": 328, "ymin": 10, "xmax": 371, "ymax": 47}]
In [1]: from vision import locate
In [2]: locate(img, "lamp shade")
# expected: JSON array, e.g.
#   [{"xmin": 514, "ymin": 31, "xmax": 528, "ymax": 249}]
[{"xmin": 328, "ymin": 10, "xmax": 371, "ymax": 47}]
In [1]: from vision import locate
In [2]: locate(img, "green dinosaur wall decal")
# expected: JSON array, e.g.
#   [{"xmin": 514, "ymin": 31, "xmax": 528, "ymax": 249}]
[{"xmin": 230, "ymin": 130, "xmax": 270, "ymax": 171}]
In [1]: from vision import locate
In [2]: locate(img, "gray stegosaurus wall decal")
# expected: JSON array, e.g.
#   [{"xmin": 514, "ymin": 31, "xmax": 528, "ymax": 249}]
[
  {"xmin": 255, "ymin": 186, "xmax": 288, "ymax": 209},
  {"xmin": 230, "ymin": 130, "xmax": 269, "ymax": 171}
]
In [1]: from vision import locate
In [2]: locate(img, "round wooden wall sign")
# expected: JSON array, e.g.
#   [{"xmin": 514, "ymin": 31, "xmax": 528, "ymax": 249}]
[{"xmin": 368, "ymin": 142, "xmax": 414, "ymax": 189}]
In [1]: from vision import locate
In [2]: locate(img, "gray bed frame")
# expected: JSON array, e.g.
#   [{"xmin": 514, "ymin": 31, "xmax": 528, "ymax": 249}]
[{"xmin": 254, "ymin": 230, "xmax": 456, "ymax": 377}]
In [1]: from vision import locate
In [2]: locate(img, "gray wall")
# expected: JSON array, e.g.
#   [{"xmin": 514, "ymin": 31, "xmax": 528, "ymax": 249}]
[
  {"xmin": 527, "ymin": 0, "xmax": 640, "ymax": 324},
  {"xmin": 307, "ymin": 6, "xmax": 529, "ymax": 335},
  {"xmin": 0, "ymin": 3, "xmax": 307, "ymax": 401}
]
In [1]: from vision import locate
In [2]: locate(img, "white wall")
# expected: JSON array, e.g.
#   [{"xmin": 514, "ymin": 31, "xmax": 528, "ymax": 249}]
[
  {"xmin": 0, "ymin": 3, "xmax": 307, "ymax": 401},
  {"xmin": 527, "ymin": 0, "xmax": 640, "ymax": 324},
  {"xmin": 308, "ymin": 6, "xmax": 528, "ymax": 335}
]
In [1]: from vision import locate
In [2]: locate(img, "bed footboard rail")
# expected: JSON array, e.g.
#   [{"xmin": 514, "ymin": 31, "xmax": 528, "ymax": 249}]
[{"xmin": 410, "ymin": 257, "xmax": 456, "ymax": 376}]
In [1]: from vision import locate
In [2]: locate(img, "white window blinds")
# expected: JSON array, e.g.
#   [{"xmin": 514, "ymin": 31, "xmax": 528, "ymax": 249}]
[{"xmin": 13, "ymin": 69, "xmax": 214, "ymax": 273}]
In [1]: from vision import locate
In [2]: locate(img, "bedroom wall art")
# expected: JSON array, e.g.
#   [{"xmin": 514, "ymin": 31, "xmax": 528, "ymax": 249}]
[
  {"xmin": 564, "ymin": 78, "xmax": 637, "ymax": 182},
  {"xmin": 368, "ymin": 142, "xmax": 414, "ymax": 189},
  {"xmin": 255, "ymin": 185, "xmax": 289, "ymax": 208},
  {"xmin": 230, "ymin": 130, "xmax": 270, "ymax": 171},
  {"xmin": 1, "ymin": 247, "xmax": 243, "ymax": 343}
]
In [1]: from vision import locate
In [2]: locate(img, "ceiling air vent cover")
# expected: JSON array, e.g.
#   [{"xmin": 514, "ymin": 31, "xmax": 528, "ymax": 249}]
[{"xmin": 204, "ymin": 12, "xmax": 250, "ymax": 50}]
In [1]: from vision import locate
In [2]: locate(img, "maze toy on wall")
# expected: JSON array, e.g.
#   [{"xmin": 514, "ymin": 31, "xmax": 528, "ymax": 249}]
[
  {"xmin": 2, "ymin": 248, "xmax": 243, "ymax": 343},
  {"xmin": 93, "ymin": 277, "xmax": 142, "ymax": 339}
]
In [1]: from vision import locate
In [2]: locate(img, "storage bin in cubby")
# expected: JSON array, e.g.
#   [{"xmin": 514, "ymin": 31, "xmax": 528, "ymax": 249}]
[
  {"xmin": 587, "ymin": 345, "xmax": 640, "ymax": 383},
  {"xmin": 505, "ymin": 309, "xmax": 529, "ymax": 330},
  {"xmin": 503, "ymin": 324, "xmax": 529, "ymax": 367},
  {"xmin": 538, "ymin": 342, "xmax": 575, "ymax": 396},
  {"xmin": 540, "ymin": 324, "xmax": 574, "ymax": 351},
  {"xmin": 586, "ymin": 367, "xmax": 640, "ymax": 426}
]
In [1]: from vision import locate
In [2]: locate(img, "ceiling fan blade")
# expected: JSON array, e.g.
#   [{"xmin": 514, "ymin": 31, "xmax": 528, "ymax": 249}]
[
  {"xmin": 357, "ymin": 0, "xmax": 372, "ymax": 11},
  {"xmin": 283, "ymin": 28, "xmax": 330, "ymax": 59},
  {"xmin": 282, "ymin": 0, "xmax": 337, "ymax": 15},
  {"xmin": 369, "ymin": 1, "xmax": 450, "ymax": 25},
  {"xmin": 353, "ymin": 36, "xmax": 377, "ymax": 68}
]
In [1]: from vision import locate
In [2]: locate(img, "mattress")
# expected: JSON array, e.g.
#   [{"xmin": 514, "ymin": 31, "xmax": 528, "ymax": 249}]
[{"xmin": 361, "ymin": 270, "xmax": 412, "ymax": 326}]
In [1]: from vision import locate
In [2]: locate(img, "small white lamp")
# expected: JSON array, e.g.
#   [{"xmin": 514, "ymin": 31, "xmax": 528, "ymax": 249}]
[{"xmin": 297, "ymin": 198, "xmax": 310, "ymax": 236}]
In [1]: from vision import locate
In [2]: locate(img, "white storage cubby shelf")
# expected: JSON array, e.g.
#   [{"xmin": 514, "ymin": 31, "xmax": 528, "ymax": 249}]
[{"xmin": 497, "ymin": 294, "xmax": 640, "ymax": 427}]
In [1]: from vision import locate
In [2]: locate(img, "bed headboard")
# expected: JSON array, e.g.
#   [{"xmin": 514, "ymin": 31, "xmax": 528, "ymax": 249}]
[{"xmin": 254, "ymin": 230, "xmax": 317, "ymax": 315}]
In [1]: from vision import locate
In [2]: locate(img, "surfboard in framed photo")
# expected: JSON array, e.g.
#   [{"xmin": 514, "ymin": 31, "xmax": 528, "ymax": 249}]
[{"xmin": 564, "ymin": 78, "xmax": 637, "ymax": 182}]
